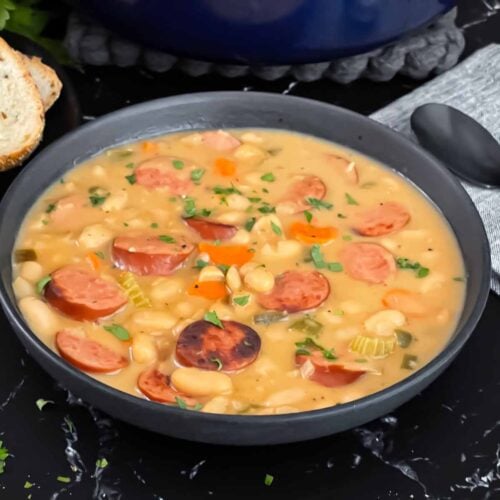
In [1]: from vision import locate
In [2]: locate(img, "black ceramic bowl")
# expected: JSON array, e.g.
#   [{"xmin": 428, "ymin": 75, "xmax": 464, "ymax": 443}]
[{"xmin": 0, "ymin": 93, "xmax": 491, "ymax": 445}]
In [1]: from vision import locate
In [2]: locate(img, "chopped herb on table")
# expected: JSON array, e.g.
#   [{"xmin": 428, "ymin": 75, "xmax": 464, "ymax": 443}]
[
  {"xmin": 396, "ymin": 257, "xmax": 430, "ymax": 278},
  {"xmin": 96, "ymin": 458, "xmax": 108, "ymax": 469},
  {"xmin": 56, "ymin": 476, "xmax": 71, "ymax": 484},
  {"xmin": 0, "ymin": 440, "xmax": 9, "ymax": 474},
  {"xmin": 310, "ymin": 245, "xmax": 343, "ymax": 272},
  {"xmin": 103, "ymin": 324, "xmax": 130, "ymax": 341},
  {"xmin": 453, "ymin": 276, "xmax": 466, "ymax": 282},
  {"xmin": 264, "ymin": 474, "xmax": 274, "ymax": 486},
  {"xmin": 204, "ymin": 311, "xmax": 223, "ymax": 328},
  {"xmin": 24, "ymin": 481, "xmax": 34, "ymax": 489},
  {"xmin": 183, "ymin": 197, "xmax": 197, "ymax": 217},
  {"xmin": 35, "ymin": 398, "xmax": 54, "ymax": 411}
]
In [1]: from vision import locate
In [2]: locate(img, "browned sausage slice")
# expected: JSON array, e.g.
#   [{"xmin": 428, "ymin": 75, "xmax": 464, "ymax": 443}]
[
  {"xmin": 184, "ymin": 217, "xmax": 237, "ymax": 241},
  {"xmin": 45, "ymin": 266, "xmax": 127, "ymax": 321},
  {"xmin": 353, "ymin": 202, "xmax": 410, "ymax": 237},
  {"xmin": 340, "ymin": 242, "xmax": 395, "ymax": 284},
  {"xmin": 112, "ymin": 233, "xmax": 195, "ymax": 276},
  {"xmin": 176, "ymin": 320, "xmax": 261, "ymax": 372},
  {"xmin": 49, "ymin": 194, "xmax": 102, "ymax": 231},
  {"xmin": 135, "ymin": 156, "xmax": 193, "ymax": 194},
  {"xmin": 257, "ymin": 270, "xmax": 330, "ymax": 313},
  {"xmin": 138, "ymin": 368, "xmax": 197, "ymax": 405},
  {"xmin": 56, "ymin": 329, "xmax": 128, "ymax": 373},
  {"xmin": 278, "ymin": 175, "xmax": 327, "ymax": 214}
]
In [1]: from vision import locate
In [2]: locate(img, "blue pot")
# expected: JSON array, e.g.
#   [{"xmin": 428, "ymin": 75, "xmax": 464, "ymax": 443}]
[{"xmin": 73, "ymin": 0, "xmax": 456, "ymax": 64}]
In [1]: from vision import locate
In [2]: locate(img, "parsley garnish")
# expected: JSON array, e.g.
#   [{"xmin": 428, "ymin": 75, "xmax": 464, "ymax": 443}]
[
  {"xmin": 88, "ymin": 187, "xmax": 109, "ymax": 207},
  {"xmin": 304, "ymin": 210, "xmax": 313, "ymax": 223},
  {"xmin": 125, "ymin": 162, "xmax": 135, "ymax": 169},
  {"xmin": 245, "ymin": 217, "xmax": 257, "ymax": 231},
  {"xmin": 270, "ymin": 221, "xmax": 282, "ymax": 236},
  {"xmin": 233, "ymin": 295, "xmax": 250, "ymax": 306},
  {"xmin": 345, "ymin": 193, "xmax": 359, "ymax": 205},
  {"xmin": 260, "ymin": 173, "xmax": 275, "ymax": 182},
  {"xmin": 172, "ymin": 159, "xmax": 184, "ymax": 170},
  {"xmin": 175, "ymin": 397, "xmax": 188, "ymax": 409},
  {"xmin": 194, "ymin": 260, "xmax": 209, "ymax": 269},
  {"xmin": 96, "ymin": 458, "xmax": 108, "ymax": 469},
  {"xmin": 396, "ymin": 258, "xmax": 430, "ymax": 278},
  {"xmin": 0, "ymin": 441, "xmax": 9, "ymax": 474},
  {"xmin": 306, "ymin": 198, "xmax": 333, "ymax": 210},
  {"xmin": 295, "ymin": 337, "xmax": 337, "ymax": 361},
  {"xmin": 36, "ymin": 398, "xmax": 54, "ymax": 411},
  {"xmin": 158, "ymin": 235, "xmax": 176, "ymax": 243},
  {"xmin": 310, "ymin": 245, "xmax": 343, "ymax": 272},
  {"xmin": 204, "ymin": 311, "xmax": 223, "ymax": 328},
  {"xmin": 45, "ymin": 203, "xmax": 56, "ymax": 213},
  {"xmin": 125, "ymin": 173, "xmax": 136, "ymax": 185},
  {"xmin": 94, "ymin": 251, "xmax": 105, "ymax": 259},
  {"xmin": 103, "ymin": 324, "xmax": 130, "ymax": 341},
  {"xmin": 248, "ymin": 197, "xmax": 261, "ymax": 203},
  {"xmin": 213, "ymin": 185, "xmax": 242, "ymax": 195},
  {"xmin": 191, "ymin": 168, "xmax": 206, "ymax": 183},
  {"xmin": 36, "ymin": 276, "xmax": 51, "ymax": 295},
  {"xmin": 258, "ymin": 205, "xmax": 276, "ymax": 214},
  {"xmin": 24, "ymin": 481, "xmax": 34, "ymax": 489},
  {"xmin": 183, "ymin": 197, "xmax": 196, "ymax": 218},
  {"xmin": 150, "ymin": 223, "xmax": 158, "ymax": 228}
]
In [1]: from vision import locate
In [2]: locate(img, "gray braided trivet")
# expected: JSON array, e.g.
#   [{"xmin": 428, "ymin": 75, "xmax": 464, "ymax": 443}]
[{"xmin": 65, "ymin": 8, "xmax": 465, "ymax": 83}]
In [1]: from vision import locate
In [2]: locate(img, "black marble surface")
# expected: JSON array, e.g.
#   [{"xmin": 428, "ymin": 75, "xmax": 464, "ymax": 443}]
[{"xmin": 1, "ymin": 1, "xmax": 500, "ymax": 498}]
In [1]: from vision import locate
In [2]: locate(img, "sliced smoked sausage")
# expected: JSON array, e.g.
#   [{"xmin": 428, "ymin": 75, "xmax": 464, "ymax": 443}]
[
  {"xmin": 135, "ymin": 156, "xmax": 193, "ymax": 194},
  {"xmin": 277, "ymin": 175, "xmax": 327, "ymax": 214},
  {"xmin": 176, "ymin": 320, "xmax": 261, "ymax": 372},
  {"xmin": 184, "ymin": 217, "xmax": 237, "ymax": 241},
  {"xmin": 138, "ymin": 368, "xmax": 197, "ymax": 405},
  {"xmin": 112, "ymin": 233, "xmax": 195, "ymax": 276},
  {"xmin": 257, "ymin": 270, "xmax": 330, "ymax": 313},
  {"xmin": 45, "ymin": 266, "xmax": 127, "ymax": 321},
  {"xmin": 56, "ymin": 329, "xmax": 128, "ymax": 373},
  {"xmin": 353, "ymin": 202, "xmax": 410, "ymax": 237},
  {"xmin": 340, "ymin": 242, "xmax": 395, "ymax": 284}
]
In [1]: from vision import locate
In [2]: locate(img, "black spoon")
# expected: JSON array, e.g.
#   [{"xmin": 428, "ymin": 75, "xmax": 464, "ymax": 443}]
[{"xmin": 410, "ymin": 103, "xmax": 500, "ymax": 188}]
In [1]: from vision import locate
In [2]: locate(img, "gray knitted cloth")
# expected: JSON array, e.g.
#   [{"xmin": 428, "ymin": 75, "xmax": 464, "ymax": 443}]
[
  {"xmin": 65, "ymin": 9, "xmax": 464, "ymax": 83},
  {"xmin": 371, "ymin": 44, "xmax": 500, "ymax": 293}
]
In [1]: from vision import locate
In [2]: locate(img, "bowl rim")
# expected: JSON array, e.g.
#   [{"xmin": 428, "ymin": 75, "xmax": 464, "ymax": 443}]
[{"xmin": 0, "ymin": 91, "xmax": 491, "ymax": 427}]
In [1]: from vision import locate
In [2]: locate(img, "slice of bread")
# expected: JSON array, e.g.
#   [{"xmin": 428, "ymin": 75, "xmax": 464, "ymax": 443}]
[
  {"xmin": 0, "ymin": 37, "xmax": 45, "ymax": 171},
  {"xmin": 23, "ymin": 54, "xmax": 62, "ymax": 111}
]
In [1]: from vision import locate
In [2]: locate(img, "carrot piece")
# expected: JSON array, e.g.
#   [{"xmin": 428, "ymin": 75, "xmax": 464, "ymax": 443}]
[
  {"xmin": 198, "ymin": 243, "xmax": 253, "ymax": 266},
  {"xmin": 141, "ymin": 141, "xmax": 158, "ymax": 153},
  {"xmin": 214, "ymin": 157, "xmax": 236, "ymax": 177},
  {"xmin": 382, "ymin": 289, "xmax": 427, "ymax": 316},
  {"xmin": 188, "ymin": 280, "xmax": 228, "ymax": 300},
  {"xmin": 86, "ymin": 252, "xmax": 101, "ymax": 271},
  {"xmin": 289, "ymin": 222, "xmax": 338, "ymax": 244}
]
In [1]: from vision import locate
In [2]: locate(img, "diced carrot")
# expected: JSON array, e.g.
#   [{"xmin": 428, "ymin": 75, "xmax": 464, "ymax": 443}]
[
  {"xmin": 214, "ymin": 157, "xmax": 236, "ymax": 177},
  {"xmin": 198, "ymin": 243, "xmax": 253, "ymax": 266},
  {"xmin": 289, "ymin": 222, "xmax": 338, "ymax": 244},
  {"xmin": 188, "ymin": 280, "xmax": 228, "ymax": 300},
  {"xmin": 141, "ymin": 141, "xmax": 159, "ymax": 153},
  {"xmin": 86, "ymin": 252, "xmax": 101, "ymax": 271},
  {"xmin": 382, "ymin": 289, "xmax": 427, "ymax": 316}
]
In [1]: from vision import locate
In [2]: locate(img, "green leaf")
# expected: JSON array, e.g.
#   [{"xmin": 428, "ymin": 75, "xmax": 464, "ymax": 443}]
[
  {"xmin": 270, "ymin": 221, "xmax": 282, "ymax": 236},
  {"xmin": 248, "ymin": 197, "xmax": 261, "ymax": 203},
  {"xmin": 258, "ymin": 205, "xmax": 275, "ymax": 214},
  {"xmin": 125, "ymin": 162, "xmax": 135, "ymax": 169},
  {"xmin": 36, "ymin": 275, "xmax": 51, "ymax": 294},
  {"xmin": 396, "ymin": 257, "xmax": 430, "ymax": 279},
  {"xmin": 24, "ymin": 481, "xmax": 34, "ymax": 489},
  {"xmin": 233, "ymin": 295, "xmax": 250, "ymax": 306},
  {"xmin": 295, "ymin": 337, "xmax": 337, "ymax": 361},
  {"xmin": 150, "ymin": 223, "xmax": 158, "ymax": 228},
  {"xmin": 35, "ymin": 398, "xmax": 53, "ymax": 411},
  {"xmin": 260, "ymin": 172, "xmax": 275, "ymax": 182},
  {"xmin": 204, "ymin": 311, "xmax": 223, "ymax": 328},
  {"xmin": 194, "ymin": 259, "xmax": 209, "ymax": 269},
  {"xmin": 416, "ymin": 267, "xmax": 429, "ymax": 278},
  {"xmin": 103, "ymin": 324, "xmax": 130, "ymax": 341},
  {"xmin": 306, "ymin": 198, "xmax": 333, "ymax": 210},
  {"xmin": 7, "ymin": 5, "xmax": 50, "ymax": 37},
  {"xmin": 45, "ymin": 203, "xmax": 56, "ymax": 213},
  {"xmin": 342, "ymin": 234, "xmax": 352, "ymax": 241},
  {"xmin": 96, "ymin": 458, "xmax": 108, "ymax": 469},
  {"xmin": 304, "ymin": 210, "xmax": 313, "ymax": 223},
  {"xmin": 94, "ymin": 251, "xmax": 105, "ymax": 259},
  {"xmin": 190, "ymin": 168, "xmax": 205, "ymax": 182},
  {"xmin": 172, "ymin": 159, "xmax": 184, "ymax": 170},
  {"xmin": 199, "ymin": 208, "xmax": 212, "ymax": 217},
  {"xmin": 193, "ymin": 403, "xmax": 203, "ymax": 411},
  {"xmin": 88, "ymin": 187, "xmax": 109, "ymax": 207},
  {"xmin": 264, "ymin": 474, "xmax": 274, "ymax": 486},
  {"xmin": 158, "ymin": 235, "xmax": 176, "ymax": 243},
  {"xmin": 175, "ymin": 397, "xmax": 187, "ymax": 409},
  {"xmin": 125, "ymin": 173, "xmax": 136, "ymax": 185},
  {"xmin": 345, "ymin": 193, "xmax": 359, "ymax": 205},
  {"xmin": 0, "ymin": 440, "xmax": 9, "ymax": 474},
  {"xmin": 56, "ymin": 476, "xmax": 71, "ymax": 484},
  {"xmin": 213, "ymin": 185, "xmax": 241, "ymax": 195},
  {"xmin": 183, "ymin": 197, "xmax": 196, "ymax": 218},
  {"xmin": 244, "ymin": 217, "xmax": 257, "ymax": 231}
]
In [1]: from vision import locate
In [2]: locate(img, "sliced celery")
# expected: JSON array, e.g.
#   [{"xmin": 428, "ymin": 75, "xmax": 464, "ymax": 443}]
[
  {"xmin": 349, "ymin": 335, "xmax": 395, "ymax": 359},
  {"xmin": 118, "ymin": 272, "xmax": 151, "ymax": 308}
]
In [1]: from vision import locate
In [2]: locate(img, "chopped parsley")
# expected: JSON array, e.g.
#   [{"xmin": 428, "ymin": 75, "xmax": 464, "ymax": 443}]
[
  {"xmin": 95, "ymin": 251, "xmax": 105, "ymax": 259},
  {"xmin": 96, "ymin": 458, "xmax": 108, "ymax": 469},
  {"xmin": 304, "ymin": 210, "xmax": 313, "ymax": 223},
  {"xmin": 125, "ymin": 162, "xmax": 135, "ymax": 169},
  {"xmin": 45, "ymin": 203, "xmax": 56, "ymax": 213},
  {"xmin": 56, "ymin": 476, "xmax": 71, "ymax": 484},
  {"xmin": 158, "ymin": 235, "xmax": 176, "ymax": 244},
  {"xmin": 210, "ymin": 357, "xmax": 223, "ymax": 371},
  {"xmin": 172, "ymin": 159, "xmax": 184, "ymax": 170},
  {"xmin": 183, "ymin": 197, "xmax": 197, "ymax": 218},
  {"xmin": 199, "ymin": 208, "xmax": 212, "ymax": 217},
  {"xmin": 204, "ymin": 311, "xmax": 223, "ymax": 328},
  {"xmin": 103, "ymin": 324, "xmax": 130, "ymax": 341},
  {"xmin": 36, "ymin": 276, "xmax": 52, "ymax": 295},
  {"xmin": 194, "ymin": 260, "xmax": 209, "ymax": 269},
  {"xmin": 260, "ymin": 172, "xmax": 275, "ymax": 182},
  {"xmin": 264, "ymin": 474, "xmax": 274, "ymax": 486},
  {"xmin": 337, "ymin": 213, "xmax": 347, "ymax": 219},
  {"xmin": 125, "ymin": 173, "xmax": 136, "ymax": 185},
  {"xmin": 270, "ymin": 221, "xmax": 282, "ymax": 236},
  {"xmin": 307, "ymin": 198, "xmax": 333, "ymax": 210},
  {"xmin": 175, "ymin": 396, "xmax": 188, "ymax": 409},
  {"xmin": 310, "ymin": 245, "xmax": 343, "ymax": 272},
  {"xmin": 88, "ymin": 187, "xmax": 109, "ymax": 207},
  {"xmin": 345, "ymin": 193, "xmax": 359, "ymax": 205},
  {"xmin": 0, "ymin": 441, "xmax": 9, "ymax": 474},
  {"xmin": 248, "ymin": 197, "xmax": 262, "ymax": 203},
  {"xmin": 190, "ymin": 168, "xmax": 206, "ymax": 183},
  {"xmin": 36, "ymin": 398, "xmax": 54, "ymax": 411},
  {"xmin": 295, "ymin": 337, "xmax": 337, "ymax": 361},
  {"xmin": 24, "ymin": 481, "xmax": 34, "ymax": 489},
  {"xmin": 213, "ymin": 185, "xmax": 242, "ymax": 195},
  {"xmin": 396, "ymin": 257, "xmax": 430, "ymax": 278},
  {"xmin": 233, "ymin": 295, "xmax": 250, "ymax": 306},
  {"xmin": 342, "ymin": 234, "xmax": 352, "ymax": 241},
  {"xmin": 453, "ymin": 276, "xmax": 466, "ymax": 282},
  {"xmin": 150, "ymin": 223, "xmax": 158, "ymax": 228},
  {"xmin": 245, "ymin": 217, "xmax": 257, "ymax": 231},
  {"xmin": 217, "ymin": 264, "xmax": 230, "ymax": 273},
  {"xmin": 258, "ymin": 205, "xmax": 276, "ymax": 214}
]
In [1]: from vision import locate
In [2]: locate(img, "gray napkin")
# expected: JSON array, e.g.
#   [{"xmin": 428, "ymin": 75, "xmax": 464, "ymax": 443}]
[{"xmin": 371, "ymin": 44, "xmax": 500, "ymax": 294}]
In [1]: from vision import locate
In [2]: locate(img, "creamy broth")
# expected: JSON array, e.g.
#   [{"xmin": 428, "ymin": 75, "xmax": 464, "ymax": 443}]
[{"xmin": 12, "ymin": 129, "xmax": 465, "ymax": 415}]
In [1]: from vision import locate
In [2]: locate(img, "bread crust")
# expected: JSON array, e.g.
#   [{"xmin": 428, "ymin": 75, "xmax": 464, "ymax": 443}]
[{"xmin": 23, "ymin": 54, "xmax": 63, "ymax": 111}]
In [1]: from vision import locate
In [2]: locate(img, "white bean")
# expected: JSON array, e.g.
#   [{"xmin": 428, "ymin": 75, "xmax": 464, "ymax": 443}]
[
  {"xmin": 216, "ymin": 211, "xmax": 247, "ymax": 225},
  {"xmin": 78, "ymin": 224, "xmax": 113, "ymax": 249},
  {"xmin": 132, "ymin": 334, "xmax": 158, "ymax": 364},
  {"xmin": 339, "ymin": 300, "xmax": 365, "ymax": 315},
  {"xmin": 264, "ymin": 388, "xmax": 305, "ymax": 407},
  {"xmin": 132, "ymin": 310, "xmax": 177, "ymax": 331},
  {"xmin": 251, "ymin": 214, "xmax": 284, "ymax": 238},
  {"xmin": 13, "ymin": 277, "xmax": 35, "ymax": 298},
  {"xmin": 150, "ymin": 278, "xmax": 183, "ymax": 304},
  {"xmin": 233, "ymin": 144, "xmax": 267, "ymax": 163},
  {"xmin": 19, "ymin": 261, "xmax": 44, "ymax": 282},
  {"xmin": 102, "ymin": 190, "xmax": 128, "ymax": 211},
  {"xmin": 226, "ymin": 194, "xmax": 250, "ymax": 211},
  {"xmin": 260, "ymin": 240, "xmax": 302, "ymax": 259},
  {"xmin": 173, "ymin": 301, "xmax": 195, "ymax": 318},
  {"xmin": 180, "ymin": 133, "xmax": 203, "ymax": 146},
  {"xmin": 229, "ymin": 229, "xmax": 251, "ymax": 245},
  {"xmin": 202, "ymin": 396, "xmax": 230, "ymax": 414},
  {"xmin": 198, "ymin": 265, "xmax": 225, "ymax": 282},
  {"xmin": 364, "ymin": 309, "xmax": 406, "ymax": 336},
  {"xmin": 239, "ymin": 261, "xmax": 261, "ymax": 277},
  {"xmin": 226, "ymin": 266, "xmax": 242, "ymax": 292},
  {"xmin": 92, "ymin": 165, "xmax": 106, "ymax": 177},
  {"xmin": 244, "ymin": 268, "xmax": 274, "ymax": 293},
  {"xmin": 241, "ymin": 132, "xmax": 263, "ymax": 144},
  {"xmin": 171, "ymin": 367, "xmax": 233, "ymax": 397},
  {"xmin": 18, "ymin": 297, "xmax": 58, "ymax": 335}
]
